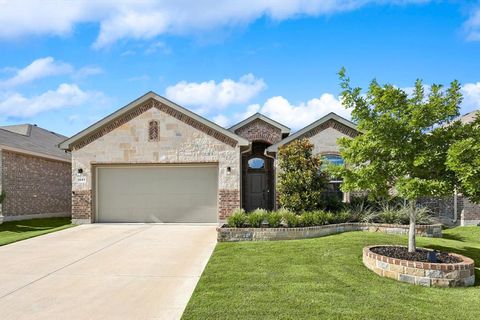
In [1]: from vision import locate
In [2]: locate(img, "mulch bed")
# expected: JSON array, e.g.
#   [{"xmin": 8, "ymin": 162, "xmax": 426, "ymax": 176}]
[{"xmin": 370, "ymin": 246, "xmax": 462, "ymax": 263}]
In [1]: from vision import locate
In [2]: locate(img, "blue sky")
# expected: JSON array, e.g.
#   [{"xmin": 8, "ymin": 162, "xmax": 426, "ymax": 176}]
[{"xmin": 0, "ymin": 0, "xmax": 480, "ymax": 136}]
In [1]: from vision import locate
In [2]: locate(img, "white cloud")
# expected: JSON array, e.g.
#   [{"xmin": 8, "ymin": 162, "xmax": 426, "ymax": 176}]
[
  {"xmin": 0, "ymin": 83, "xmax": 102, "ymax": 118},
  {"xmin": 464, "ymin": 7, "xmax": 480, "ymax": 41},
  {"xmin": 145, "ymin": 41, "xmax": 171, "ymax": 55},
  {"xmin": 0, "ymin": 0, "xmax": 432, "ymax": 48},
  {"xmin": 165, "ymin": 74, "xmax": 266, "ymax": 113},
  {"xmin": 213, "ymin": 93, "xmax": 349, "ymax": 130},
  {"xmin": 0, "ymin": 57, "xmax": 72, "ymax": 88},
  {"xmin": 73, "ymin": 66, "xmax": 103, "ymax": 79},
  {"xmin": 461, "ymin": 82, "xmax": 480, "ymax": 110}
]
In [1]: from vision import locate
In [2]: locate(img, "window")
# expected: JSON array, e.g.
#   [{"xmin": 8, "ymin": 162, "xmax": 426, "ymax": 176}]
[
  {"xmin": 248, "ymin": 157, "xmax": 265, "ymax": 169},
  {"xmin": 148, "ymin": 120, "xmax": 159, "ymax": 141},
  {"xmin": 322, "ymin": 154, "xmax": 344, "ymax": 166}
]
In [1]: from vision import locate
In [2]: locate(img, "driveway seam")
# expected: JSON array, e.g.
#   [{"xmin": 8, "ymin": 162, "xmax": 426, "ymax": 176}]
[{"xmin": 0, "ymin": 225, "xmax": 152, "ymax": 300}]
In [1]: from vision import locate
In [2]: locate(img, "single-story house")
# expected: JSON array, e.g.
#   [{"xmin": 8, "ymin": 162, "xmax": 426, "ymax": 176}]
[
  {"xmin": 0, "ymin": 124, "xmax": 71, "ymax": 222},
  {"xmin": 59, "ymin": 92, "xmax": 480, "ymax": 226},
  {"xmin": 59, "ymin": 92, "xmax": 357, "ymax": 224}
]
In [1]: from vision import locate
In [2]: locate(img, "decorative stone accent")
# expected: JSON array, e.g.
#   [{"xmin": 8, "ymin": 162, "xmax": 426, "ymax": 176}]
[
  {"xmin": 234, "ymin": 119, "xmax": 282, "ymax": 144},
  {"xmin": 217, "ymin": 223, "xmax": 442, "ymax": 242},
  {"xmin": 71, "ymin": 98, "xmax": 238, "ymax": 150},
  {"xmin": 363, "ymin": 246, "xmax": 475, "ymax": 287},
  {"xmin": 219, "ymin": 189, "xmax": 240, "ymax": 219},
  {"xmin": 1, "ymin": 150, "xmax": 71, "ymax": 218},
  {"xmin": 297, "ymin": 119, "xmax": 358, "ymax": 140},
  {"xmin": 72, "ymin": 190, "xmax": 92, "ymax": 222}
]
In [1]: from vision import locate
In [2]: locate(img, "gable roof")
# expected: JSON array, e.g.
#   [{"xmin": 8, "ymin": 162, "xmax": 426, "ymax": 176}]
[
  {"xmin": 229, "ymin": 113, "xmax": 291, "ymax": 135},
  {"xmin": 0, "ymin": 124, "xmax": 70, "ymax": 161},
  {"xmin": 59, "ymin": 91, "xmax": 249, "ymax": 151},
  {"xmin": 266, "ymin": 112, "xmax": 358, "ymax": 153},
  {"xmin": 457, "ymin": 110, "xmax": 478, "ymax": 124}
]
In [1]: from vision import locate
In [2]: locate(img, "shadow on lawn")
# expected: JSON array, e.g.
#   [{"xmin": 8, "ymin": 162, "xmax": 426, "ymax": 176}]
[
  {"xmin": 0, "ymin": 218, "xmax": 71, "ymax": 234},
  {"xmin": 423, "ymin": 243, "xmax": 480, "ymax": 286}
]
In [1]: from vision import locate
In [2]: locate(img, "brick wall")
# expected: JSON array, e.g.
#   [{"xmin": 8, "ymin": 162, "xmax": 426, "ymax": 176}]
[
  {"xmin": 234, "ymin": 119, "xmax": 282, "ymax": 145},
  {"xmin": 1, "ymin": 150, "xmax": 71, "ymax": 218},
  {"xmin": 219, "ymin": 189, "xmax": 240, "ymax": 220}
]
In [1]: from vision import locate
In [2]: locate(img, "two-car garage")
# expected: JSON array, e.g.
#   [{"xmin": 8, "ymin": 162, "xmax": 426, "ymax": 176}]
[{"xmin": 95, "ymin": 165, "xmax": 219, "ymax": 223}]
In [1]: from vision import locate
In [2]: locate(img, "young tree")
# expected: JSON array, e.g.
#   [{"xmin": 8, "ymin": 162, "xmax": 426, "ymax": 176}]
[
  {"xmin": 447, "ymin": 114, "xmax": 480, "ymax": 203},
  {"xmin": 277, "ymin": 139, "xmax": 328, "ymax": 212},
  {"xmin": 336, "ymin": 68, "xmax": 463, "ymax": 252}
]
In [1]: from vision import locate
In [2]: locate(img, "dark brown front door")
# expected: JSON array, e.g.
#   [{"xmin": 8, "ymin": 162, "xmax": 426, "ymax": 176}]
[{"xmin": 246, "ymin": 171, "xmax": 267, "ymax": 211}]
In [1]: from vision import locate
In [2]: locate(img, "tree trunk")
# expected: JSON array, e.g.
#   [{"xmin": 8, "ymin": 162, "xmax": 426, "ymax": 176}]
[{"xmin": 408, "ymin": 200, "xmax": 416, "ymax": 253}]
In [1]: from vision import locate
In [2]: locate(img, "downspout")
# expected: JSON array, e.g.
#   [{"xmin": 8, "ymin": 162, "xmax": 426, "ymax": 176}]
[{"xmin": 264, "ymin": 149, "xmax": 277, "ymax": 210}]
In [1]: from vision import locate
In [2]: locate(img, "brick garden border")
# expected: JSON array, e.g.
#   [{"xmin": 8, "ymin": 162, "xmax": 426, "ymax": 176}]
[
  {"xmin": 363, "ymin": 246, "xmax": 475, "ymax": 287},
  {"xmin": 217, "ymin": 223, "xmax": 442, "ymax": 242}
]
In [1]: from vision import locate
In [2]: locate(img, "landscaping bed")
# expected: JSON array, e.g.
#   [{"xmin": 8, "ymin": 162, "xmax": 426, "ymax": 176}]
[
  {"xmin": 370, "ymin": 246, "xmax": 461, "ymax": 263},
  {"xmin": 218, "ymin": 222, "xmax": 442, "ymax": 242},
  {"xmin": 363, "ymin": 245, "xmax": 475, "ymax": 287}
]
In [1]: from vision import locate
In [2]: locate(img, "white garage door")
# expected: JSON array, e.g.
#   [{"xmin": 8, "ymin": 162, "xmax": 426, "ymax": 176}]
[{"xmin": 96, "ymin": 165, "xmax": 218, "ymax": 223}]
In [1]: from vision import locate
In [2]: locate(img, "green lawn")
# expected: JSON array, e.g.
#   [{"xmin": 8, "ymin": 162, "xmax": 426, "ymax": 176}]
[
  {"xmin": 0, "ymin": 217, "xmax": 74, "ymax": 246},
  {"xmin": 183, "ymin": 227, "xmax": 480, "ymax": 320}
]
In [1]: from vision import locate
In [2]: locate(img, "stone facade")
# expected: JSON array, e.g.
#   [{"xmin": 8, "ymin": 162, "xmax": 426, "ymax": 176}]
[
  {"xmin": 71, "ymin": 102, "xmax": 241, "ymax": 223},
  {"xmin": 363, "ymin": 246, "xmax": 475, "ymax": 287},
  {"xmin": 234, "ymin": 119, "xmax": 283, "ymax": 145},
  {"xmin": 217, "ymin": 223, "xmax": 442, "ymax": 242},
  {"xmin": 0, "ymin": 150, "xmax": 71, "ymax": 220}
]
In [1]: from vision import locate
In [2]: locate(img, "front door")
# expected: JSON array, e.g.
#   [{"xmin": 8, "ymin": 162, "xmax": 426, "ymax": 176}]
[{"xmin": 246, "ymin": 171, "xmax": 267, "ymax": 211}]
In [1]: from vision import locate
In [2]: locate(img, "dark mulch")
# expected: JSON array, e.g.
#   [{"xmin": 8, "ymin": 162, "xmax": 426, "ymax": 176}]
[{"xmin": 370, "ymin": 246, "xmax": 462, "ymax": 263}]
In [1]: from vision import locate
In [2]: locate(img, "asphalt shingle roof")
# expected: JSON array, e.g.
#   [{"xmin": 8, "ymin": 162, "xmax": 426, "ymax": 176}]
[{"xmin": 0, "ymin": 124, "xmax": 70, "ymax": 161}]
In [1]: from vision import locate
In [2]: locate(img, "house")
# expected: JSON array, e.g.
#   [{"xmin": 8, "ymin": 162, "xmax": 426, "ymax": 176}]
[
  {"xmin": 60, "ymin": 92, "xmax": 358, "ymax": 224},
  {"xmin": 59, "ymin": 92, "xmax": 479, "ymax": 226},
  {"xmin": 0, "ymin": 124, "xmax": 71, "ymax": 222}
]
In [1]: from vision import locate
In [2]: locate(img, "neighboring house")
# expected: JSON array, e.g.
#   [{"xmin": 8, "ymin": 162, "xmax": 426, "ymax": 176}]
[
  {"xmin": 58, "ymin": 92, "xmax": 479, "ymax": 226},
  {"xmin": 0, "ymin": 124, "xmax": 71, "ymax": 222}
]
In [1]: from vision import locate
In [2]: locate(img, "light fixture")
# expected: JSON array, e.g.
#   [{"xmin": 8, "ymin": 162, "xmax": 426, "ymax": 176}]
[
  {"xmin": 77, "ymin": 168, "xmax": 83, "ymax": 174},
  {"xmin": 227, "ymin": 167, "xmax": 231, "ymax": 174}
]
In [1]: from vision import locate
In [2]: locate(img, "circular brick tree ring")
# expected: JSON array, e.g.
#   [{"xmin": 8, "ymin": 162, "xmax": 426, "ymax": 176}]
[{"xmin": 363, "ymin": 246, "xmax": 475, "ymax": 287}]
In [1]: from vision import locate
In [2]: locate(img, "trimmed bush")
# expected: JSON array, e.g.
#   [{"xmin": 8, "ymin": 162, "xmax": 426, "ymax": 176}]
[
  {"xmin": 248, "ymin": 209, "xmax": 267, "ymax": 227},
  {"xmin": 267, "ymin": 211, "xmax": 283, "ymax": 228},
  {"xmin": 312, "ymin": 210, "xmax": 330, "ymax": 225},
  {"xmin": 280, "ymin": 209, "xmax": 299, "ymax": 227},
  {"xmin": 299, "ymin": 212, "xmax": 316, "ymax": 227},
  {"xmin": 227, "ymin": 209, "xmax": 247, "ymax": 228}
]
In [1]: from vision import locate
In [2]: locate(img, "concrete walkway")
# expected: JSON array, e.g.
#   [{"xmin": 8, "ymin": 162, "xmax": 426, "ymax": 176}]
[{"xmin": 0, "ymin": 224, "xmax": 217, "ymax": 320}]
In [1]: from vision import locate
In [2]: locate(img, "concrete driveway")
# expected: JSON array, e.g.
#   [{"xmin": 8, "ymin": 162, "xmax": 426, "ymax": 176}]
[{"xmin": 0, "ymin": 224, "xmax": 217, "ymax": 320}]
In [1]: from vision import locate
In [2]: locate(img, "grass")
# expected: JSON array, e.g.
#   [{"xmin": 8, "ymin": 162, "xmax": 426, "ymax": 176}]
[
  {"xmin": 183, "ymin": 227, "xmax": 480, "ymax": 320},
  {"xmin": 0, "ymin": 217, "xmax": 74, "ymax": 246}
]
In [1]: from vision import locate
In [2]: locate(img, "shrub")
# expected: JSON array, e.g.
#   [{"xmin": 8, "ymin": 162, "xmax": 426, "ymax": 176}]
[
  {"xmin": 0, "ymin": 191, "xmax": 5, "ymax": 204},
  {"xmin": 361, "ymin": 204, "xmax": 432, "ymax": 225},
  {"xmin": 320, "ymin": 193, "xmax": 345, "ymax": 212},
  {"xmin": 280, "ymin": 209, "xmax": 299, "ymax": 227},
  {"xmin": 299, "ymin": 212, "xmax": 316, "ymax": 227},
  {"xmin": 311, "ymin": 210, "xmax": 331, "ymax": 225},
  {"xmin": 277, "ymin": 139, "xmax": 328, "ymax": 212},
  {"xmin": 227, "ymin": 209, "xmax": 247, "ymax": 228},
  {"xmin": 248, "ymin": 209, "xmax": 267, "ymax": 227},
  {"xmin": 334, "ymin": 210, "xmax": 353, "ymax": 223},
  {"xmin": 267, "ymin": 211, "xmax": 283, "ymax": 228}
]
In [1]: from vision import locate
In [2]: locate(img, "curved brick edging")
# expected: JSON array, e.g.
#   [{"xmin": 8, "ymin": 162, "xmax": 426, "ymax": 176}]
[
  {"xmin": 217, "ymin": 223, "xmax": 442, "ymax": 242},
  {"xmin": 363, "ymin": 246, "xmax": 475, "ymax": 287}
]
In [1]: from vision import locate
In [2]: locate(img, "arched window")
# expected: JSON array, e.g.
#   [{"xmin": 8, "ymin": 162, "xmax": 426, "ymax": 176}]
[
  {"xmin": 322, "ymin": 154, "xmax": 344, "ymax": 166},
  {"xmin": 248, "ymin": 157, "xmax": 265, "ymax": 169},
  {"xmin": 148, "ymin": 120, "xmax": 159, "ymax": 141}
]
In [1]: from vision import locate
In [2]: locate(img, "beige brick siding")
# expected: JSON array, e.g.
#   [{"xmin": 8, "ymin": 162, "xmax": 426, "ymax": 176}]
[
  {"xmin": 1, "ymin": 150, "xmax": 71, "ymax": 218},
  {"xmin": 71, "ymin": 107, "xmax": 241, "ymax": 222}
]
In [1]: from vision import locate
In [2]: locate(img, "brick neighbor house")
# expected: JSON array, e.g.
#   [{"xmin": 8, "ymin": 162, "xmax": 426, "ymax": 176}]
[
  {"xmin": 0, "ymin": 124, "xmax": 71, "ymax": 222},
  {"xmin": 59, "ymin": 92, "xmax": 480, "ymax": 226}
]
